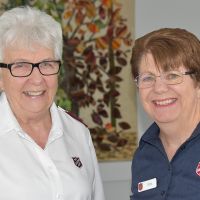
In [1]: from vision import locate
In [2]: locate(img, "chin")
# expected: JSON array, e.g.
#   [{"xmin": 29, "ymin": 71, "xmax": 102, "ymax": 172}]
[
  {"xmin": 24, "ymin": 105, "xmax": 49, "ymax": 114},
  {"xmin": 155, "ymin": 117, "xmax": 177, "ymax": 124}
]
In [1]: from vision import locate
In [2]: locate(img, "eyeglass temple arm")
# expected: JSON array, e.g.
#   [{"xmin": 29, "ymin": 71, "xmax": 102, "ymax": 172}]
[
  {"xmin": 184, "ymin": 71, "xmax": 195, "ymax": 75},
  {"xmin": 0, "ymin": 63, "xmax": 8, "ymax": 68}
]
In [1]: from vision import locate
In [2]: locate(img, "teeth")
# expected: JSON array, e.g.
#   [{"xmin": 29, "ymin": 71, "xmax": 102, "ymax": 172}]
[
  {"xmin": 154, "ymin": 99, "xmax": 176, "ymax": 106},
  {"xmin": 24, "ymin": 91, "xmax": 44, "ymax": 96}
]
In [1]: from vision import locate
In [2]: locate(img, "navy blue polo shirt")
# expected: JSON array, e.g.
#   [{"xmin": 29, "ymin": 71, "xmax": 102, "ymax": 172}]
[{"xmin": 130, "ymin": 122, "xmax": 200, "ymax": 200}]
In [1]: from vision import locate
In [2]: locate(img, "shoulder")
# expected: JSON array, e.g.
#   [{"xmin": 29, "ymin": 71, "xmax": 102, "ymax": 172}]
[
  {"xmin": 57, "ymin": 106, "xmax": 88, "ymax": 128},
  {"xmin": 57, "ymin": 107, "xmax": 92, "ymax": 146},
  {"xmin": 66, "ymin": 110, "xmax": 88, "ymax": 128}
]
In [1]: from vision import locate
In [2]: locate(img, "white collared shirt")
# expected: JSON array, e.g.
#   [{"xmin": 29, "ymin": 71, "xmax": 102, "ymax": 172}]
[{"xmin": 0, "ymin": 92, "xmax": 105, "ymax": 200}]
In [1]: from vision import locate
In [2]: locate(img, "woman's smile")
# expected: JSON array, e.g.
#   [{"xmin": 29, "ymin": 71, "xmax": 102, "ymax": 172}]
[
  {"xmin": 152, "ymin": 98, "xmax": 177, "ymax": 107},
  {"xmin": 23, "ymin": 90, "xmax": 45, "ymax": 97}
]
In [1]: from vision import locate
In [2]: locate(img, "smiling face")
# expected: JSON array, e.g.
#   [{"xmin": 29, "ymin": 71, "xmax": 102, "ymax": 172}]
[
  {"xmin": 138, "ymin": 53, "xmax": 200, "ymax": 126},
  {"xmin": 0, "ymin": 45, "xmax": 58, "ymax": 121}
]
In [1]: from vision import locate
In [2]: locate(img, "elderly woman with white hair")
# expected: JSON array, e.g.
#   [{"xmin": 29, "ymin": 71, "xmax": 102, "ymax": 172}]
[{"xmin": 0, "ymin": 6, "xmax": 105, "ymax": 200}]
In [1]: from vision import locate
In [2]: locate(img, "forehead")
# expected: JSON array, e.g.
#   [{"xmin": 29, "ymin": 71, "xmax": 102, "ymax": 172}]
[
  {"xmin": 140, "ymin": 53, "xmax": 184, "ymax": 73},
  {"xmin": 3, "ymin": 45, "xmax": 54, "ymax": 62},
  {"xmin": 139, "ymin": 53, "xmax": 157, "ymax": 73}
]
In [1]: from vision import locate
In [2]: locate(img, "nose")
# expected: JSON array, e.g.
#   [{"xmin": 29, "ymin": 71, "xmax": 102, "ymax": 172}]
[
  {"xmin": 153, "ymin": 76, "xmax": 169, "ymax": 93},
  {"xmin": 28, "ymin": 67, "xmax": 43, "ymax": 84}
]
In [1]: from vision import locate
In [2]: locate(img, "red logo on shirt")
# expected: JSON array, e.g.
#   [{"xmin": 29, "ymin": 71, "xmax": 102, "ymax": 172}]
[
  {"xmin": 138, "ymin": 183, "xmax": 143, "ymax": 192},
  {"xmin": 196, "ymin": 162, "xmax": 200, "ymax": 176}
]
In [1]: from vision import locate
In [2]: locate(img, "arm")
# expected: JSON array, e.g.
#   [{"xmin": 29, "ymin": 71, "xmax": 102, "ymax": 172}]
[{"xmin": 88, "ymin": 133, "xmax": 106, "ymax": 200}]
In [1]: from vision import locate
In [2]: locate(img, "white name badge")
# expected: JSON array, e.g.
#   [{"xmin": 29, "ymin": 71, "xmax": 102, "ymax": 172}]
[{"xmin": 138, "ymin": 178, "xmax": 157, "ymax": 192}]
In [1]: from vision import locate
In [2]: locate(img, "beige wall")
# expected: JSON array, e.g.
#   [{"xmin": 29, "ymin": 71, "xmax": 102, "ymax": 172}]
[{"xmin": 79, "ymin": 0, "xmax": 137, "ymax": 133}]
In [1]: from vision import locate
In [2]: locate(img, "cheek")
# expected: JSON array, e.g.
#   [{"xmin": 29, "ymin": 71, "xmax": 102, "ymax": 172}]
[
  {"xmin": 0, "ymin": 77, "xmax": 3, "ymax": 90},
  {"xmin": 3, "ymin": 76, "xmax": 24, "ymax": 90},
  {"xmin": 138, "ymin": 90, "xmax": 152, "ymax": 111},
  {"xmin": 46, "ymin": 77, "xmax": 58, "ymax": 91},
  {"xmin": 196, "ymin": 87, "xmax": 200, "ymax": 99},
  {"xmin": 139, "ymin": 89, "xmax": 150, "ymax": 104}
]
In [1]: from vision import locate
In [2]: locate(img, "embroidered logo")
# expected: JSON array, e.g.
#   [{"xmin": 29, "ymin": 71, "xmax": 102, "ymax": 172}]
[
  {"xmin": 196, "ymin": 162, "xmax": 200, "ymax": 176},
  {"xmin": 72, "ymin": 157, "xmax": 83, "ymax": 168}
]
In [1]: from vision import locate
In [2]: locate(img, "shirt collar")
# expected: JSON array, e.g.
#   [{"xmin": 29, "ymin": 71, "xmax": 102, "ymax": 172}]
[
  {"xmin": 46, "ymin": 102, "xmax": 64, "ymax": 142},
  {"xmin": 141, "ymin": 122, "xmax": 160, "ymax": 142},
  {"xmin": 187, "ymin": 122, "xmax": 200, "ymax": 140},
  {"xmin": 140, "ymin": 121, "xmax": 200, "ymax": 146}
]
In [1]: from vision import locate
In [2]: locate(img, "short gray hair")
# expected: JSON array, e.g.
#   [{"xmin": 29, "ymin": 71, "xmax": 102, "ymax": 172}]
[{"xmin": 0, "ymin": 6, "xmax": 63, "ymax": 61}]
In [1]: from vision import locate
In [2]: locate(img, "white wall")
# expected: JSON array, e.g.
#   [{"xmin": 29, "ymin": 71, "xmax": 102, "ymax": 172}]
[{"xmin": 100, "ymin": 1, "xmax": 200, "ymax": 199}]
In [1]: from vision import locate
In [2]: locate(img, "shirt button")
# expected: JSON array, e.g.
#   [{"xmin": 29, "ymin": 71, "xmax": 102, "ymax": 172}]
[
  {"xmin": 56, "ymin": 194, "xmax": 61, "ymax": 199},
  {"xmin": 161, "ymin": 191, "xmax": 166, "ymax": 196},
  {"xmin": 180, "ymin": 145, "xmax": 186, "ymax": 150}
]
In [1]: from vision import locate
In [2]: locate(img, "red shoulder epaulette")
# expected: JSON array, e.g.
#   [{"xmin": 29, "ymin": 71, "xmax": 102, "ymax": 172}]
[{"xmin": 65, "ymin": 111, "xmax": 88, "ymax": 127}]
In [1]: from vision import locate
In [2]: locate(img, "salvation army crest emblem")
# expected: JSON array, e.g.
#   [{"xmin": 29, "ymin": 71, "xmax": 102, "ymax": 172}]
[
  {"xmin": 196, "ymin": 162, "xmax": 200, "ymax": 176},
  {"xmin": 72, "ymin": 157, "xmax": 83, "ymax": 168}
]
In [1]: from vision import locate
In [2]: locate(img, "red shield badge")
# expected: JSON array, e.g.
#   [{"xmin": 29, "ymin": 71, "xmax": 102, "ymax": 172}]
[{"xmin": 196, "ymin": 162, "xmax": 200, "ymax": 176}]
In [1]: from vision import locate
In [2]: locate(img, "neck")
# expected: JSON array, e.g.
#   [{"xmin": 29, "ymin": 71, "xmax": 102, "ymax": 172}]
[
  {"xmin": 158, "ymin": 118, "xmax": 199, "ymax": 161},
  {"xmin": 16, "ymin": 112, "xmax": 52, "ymax": 149}
]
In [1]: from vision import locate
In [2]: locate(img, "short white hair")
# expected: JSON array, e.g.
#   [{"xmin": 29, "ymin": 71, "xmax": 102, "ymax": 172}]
[{"xmin": 0, "ymin": 6, "xmax": 63, "ymax": 60}]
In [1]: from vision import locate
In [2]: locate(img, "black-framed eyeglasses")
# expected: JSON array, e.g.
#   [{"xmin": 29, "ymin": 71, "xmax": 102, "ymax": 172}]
[
  {"xmin": 134, "ymin": 70, "xmax": 195, "ymax": 89},
  {"xmin": 0, "ymin": 60, "xmax": 61, "ymax": 77}
]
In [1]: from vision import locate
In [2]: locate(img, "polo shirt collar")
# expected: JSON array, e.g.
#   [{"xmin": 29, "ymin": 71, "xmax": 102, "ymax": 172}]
[
  {"xmin": 48, "ymin": 102, "xmax": 64, "ymax": 141},
  {"xmin": 187, "ymin": 121, "xmax": 200, "ymax": 140},
  {"xmin": 140, "ymin": 121, "xmax": 200, "ymax": 145},
  {"xmin": 141, "ymin": 122, "xmax": 160, "ymax": 142}
]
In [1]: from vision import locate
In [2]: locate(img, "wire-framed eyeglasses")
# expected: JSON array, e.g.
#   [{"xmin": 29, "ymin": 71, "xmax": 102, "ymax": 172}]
[
  {"xmin": 0, "ymin": 60, "xmax": 61, "ymax": 77},
  {"xmin": 134, "ymin": 70, "xmax": 195, "ymax": 89}
]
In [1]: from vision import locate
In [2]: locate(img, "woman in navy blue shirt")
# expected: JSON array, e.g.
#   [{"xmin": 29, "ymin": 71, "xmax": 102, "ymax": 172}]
[{"xmin": 130, "ymin": 28, "xmax": 200, "ymax": 200}]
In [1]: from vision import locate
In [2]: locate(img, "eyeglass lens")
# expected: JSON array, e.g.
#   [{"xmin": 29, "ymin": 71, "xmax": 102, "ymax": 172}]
[
  {"xmin": 10, "ymin": 61, "xmax": 60, "ymax": 77},
  {"xmin": 136, "ymin": 71, "xmax": 192, "ymax": 88}
]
